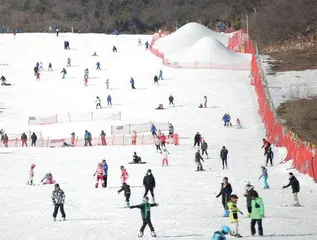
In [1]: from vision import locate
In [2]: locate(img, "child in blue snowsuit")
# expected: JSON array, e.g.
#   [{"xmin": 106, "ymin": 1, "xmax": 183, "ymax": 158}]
[
  {"xmin": 159, "ymin": 70, "xmax": 163, "ymax": 80},
  {"xmin": 130, "ymin": 78, "xmax": 135, "ymax": 89},
  {"xmin": 259, "ymin": 166, "xmax": 269, "ymax": 189},
  {"xmin": 150, "ymin": 124, "xmax": 157, "ymax": 136},
  {"xmin": 211, "ymin": 225, "xmax": 230, "ymax": 240},
  {"xmin": 107, "ymin": 94, "xmax": 112, "ymax": 107}
]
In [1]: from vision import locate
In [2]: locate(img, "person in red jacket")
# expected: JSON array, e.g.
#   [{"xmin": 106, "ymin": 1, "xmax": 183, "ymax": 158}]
[
  {"xmin": 160, "ymin": 134, "xmax": 166, "ymax": 148},
  {"xmin": 261, "ymin": 139, "xmax": 271, "ymax": 155}
]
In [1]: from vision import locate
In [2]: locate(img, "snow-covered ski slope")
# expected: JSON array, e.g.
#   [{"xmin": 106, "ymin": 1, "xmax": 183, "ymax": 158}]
[{"xmin": 0, "ymin": 33, "xmax": 317, "ymax": 240}]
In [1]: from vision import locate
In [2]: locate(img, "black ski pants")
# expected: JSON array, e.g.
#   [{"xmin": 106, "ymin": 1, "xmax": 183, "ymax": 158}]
[
  {"xmin": 266, "ymin": 156, "xmax": 273, "ymax": 166},
  {"xmin": 169, "ymin": 101, "xmax": 174, "ymax": 106},
  {"xmin": 103, "ymin": 175, "xmax": 108, "ymax": 187},
  {"xmin": 221, "ymin": 158, "xmax": 227, "ymax": 168},
  {"xmin": 96, "ymin": 103, "xmax": 101, "ymax": 109},
  {"xmin": 161, "ymin": 142, "xmax": 166, "ymax": 148},
  {"xmin": 125, "ymin": 193, "xmax": 131, "ymax": 202},
  {"xmin": 222, "ymin": 195, "xmax": 229, "ymax": 210},
  {"xmin": 251, "ymin": 219, "xmax": 263, "ymax": 236},
  {"xmin": 155, "ymin": 145, "xmax": 161, "ymax": 151},
  {"xmin": 247, "ymin": 206, "xmax": 252, "ymax": 214},
  {"xmin": 202, "ymin": 149, "xmax": 208, "ymax": 156},
  {"xmin": 31, "ymin": 140, "xmax": 36, "ymax": 146},
  {"xmin": 53, "ymin": 204, "xmax": 66, "ymax": 218},
  {"xmin": 144, "ymin": 187, "xmax": 154, "ymax": 197},
  {"xmin": 140, "ymin": 219, "xmax": 155, "ymax": 232},
  {"xmin": 194, "ymin": 141, "xmax": 200, "ymax": 147},
  {"xmin": 84, "ymin": 140, "xmax": 92, "ymax": 146}
]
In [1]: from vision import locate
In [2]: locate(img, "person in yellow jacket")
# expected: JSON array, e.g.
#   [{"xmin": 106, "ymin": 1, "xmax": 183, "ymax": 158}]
[{"xmin": 227, "ymin": 194, "xmax": 243, "ymax": 238}]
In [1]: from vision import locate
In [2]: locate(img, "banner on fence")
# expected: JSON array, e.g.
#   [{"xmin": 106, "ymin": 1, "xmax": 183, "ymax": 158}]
[{"xmin": 111, "ymin": 122, "xmax": 170, "ymax": 135}]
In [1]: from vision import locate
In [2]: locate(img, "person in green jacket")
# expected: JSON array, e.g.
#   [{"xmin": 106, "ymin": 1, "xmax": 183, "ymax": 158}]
[
  {"xmin": 227, "ymin": 194, "xmax": 243, "ymax": 238},
  {"xmin": 250, "ymin": 191, "xmax": 264, "ymax": 236},
  {"xmin": 130, "ymin": 196, "xmax": 159, "ymax": 238}
]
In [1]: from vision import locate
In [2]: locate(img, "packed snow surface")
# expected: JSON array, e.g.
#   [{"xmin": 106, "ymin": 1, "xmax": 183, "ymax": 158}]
[{"xmin": 0, "ymin": 33, "xmax": 316, "ymax": 240}]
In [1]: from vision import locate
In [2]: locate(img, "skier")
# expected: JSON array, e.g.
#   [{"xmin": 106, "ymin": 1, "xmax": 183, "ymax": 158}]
[
  {"xmin": 105, "ymin": 79, "xmax": 109, "ymax": 89},
  {"xmin": 118, "ymin": 183, "xmax": 131, "ymax": 207},
  {"xmin": 107, "ymin": 94, "xmax": 112, "ymax": 107},
  {"xmin": 150, "ymin": 124, "xmax": 157, "ymax": 136},
  {"xmin": 168, "ymin": 123, "xmax": 174, "ymax": 137},
  {"xmin": 243, "ymin": 181, "xmax": 255, "ymax": 217},
  {"xmin": 84, "ymin": 130, "xmax": 92, "ymax": 146},
  {"xmin": 145, "ymin": 41, "xmax": 149, "ymax": 50},
  {"xmin": 70, "ymin": 132, "xmax": 76, "ymax": 145},
  {"xmin": 130, "ymin": 77, "xmax": 136, "ymax": 89},
  {"xmin": 101, "ymin": 159, "xmax": 108, "ymax": 187},
  {"xmin": 96, "ymin": 62, "xmax": 101, "ymax": 70},
  {"xmin": 93, "ymin": 163, "xmax": 105, "ymax": 188},
  {"xmin": 52, "ymin": 183, "xmax": 66, "ymax": 221},
  {"xmin": 194, "ymin": 132, "xmax": 201, "ymax": 148},
  {"xmin": 21, "ymin": 132, "xmax": 28, "ymax": 147},
  {"xmin": 216, "ymin": 177, "xmax": 232, "ymax": 217},
  {"xmin": 34, "ymin": 66, "xmax": 39, "ymax": 76},
  {"xmin": 282, "ymin": 172, "xmax": 300, "ymax": 206},
  {"xmin": 131, "ymin": 130, "xmax": 137, "ymax": 145},
  {"xmin": 120, "ymin": 166, "xmax": 129, "ymax": 184},
  {"xmin": 64, "ymin": 41, "xmax": 67, "ymax": 50},
  {"xmin": 161, "ymin": 148, "xmax": 169, "ymax": 166},
  {"xmin": 250, "ymin": 191, "xmax": 264, "ymax": 236},
  {"xmin": 261, "ymin": 139, "xmax": 271, "ymax": 155},
  {"xmin": 61, "ymin": 68, "xmax": 67, "ymax": 79},
  {"xmin": 227, "ymin": 194, "xmax": 243, "ymax": 238},
  {"xmin": 96, "ymin": 96, "xmax": 102, "ymax": 109},
  {"xmin": 259, "ymin": 166, "xmax": 269, "ymax": 189},
  {"xmin": 130, "ymin": 196, "xmax": 158, "ymax": 238},
  {"xmin": 168, "ymin": 95, "xmax": 175, "ymax": 107},
  {"xmin": 211, "ymin": 225, "xmax": 231, "ymax": 240},
  {"xmin": 132, "ymin": 152, "xmax": 142, "ymax": 163},
  {"xmin": 236, "ymin": 118, "xmax": 242, "ymax": 129},
  {"xmin": 84, "ymin": 68, "xmax": 89, "ymax": 78},
  {"xmin": 195, "ymin": 149, "xmax": 204, "ymax": 171},
  {"xmin": 84, "ymin": 77, "xmax": 88, "ymax": 86},
  {"xmin": 36, "ymin": 71, "xmax": 40, "ymax": 81},
  {"xmin": 67, "ymin": 58, "xmax": 71, "ymax": 67},
  {"xmin": 159, "ymin": 70, "xmax": 163, "ymax": 80},
  {"xmin": 31, "ymin": 132, "xmax": 37, "ymax": 147},
  {"xmin": 264, "ymin": 147, "xmax": 274, "ymax": 166},
  {"xmin": 48, "ymin": 62, "xmax": 53, "ymax": 71},
  {"xmin": 204, "ymin": 96, "xmax": 207, "ymax": 108},
  {"xmin": 154, "ymin": 136, "xmax": 161, "ymax": 153},
  {"xmin": 56, "ymin": 28, "xmax": 59, "ymax": 37},
  {"xmin": 100, "ymin": 130, "xmax": 106, "ymax": 146},
  {"xmin": 113, "ymin": 46, "xmax": 117, "ymax": 52},
  {"xmin": 201, "ymin": 140, "xmax": 209, "ymax": 159},
  {"xmin": 41, "ymin": 172, "xmax": 56, "ymax": 184},
  {"xmin": 160, "ymin": 134, "xmax": 166, "ymax": 148},
  {"xmin": 154, "ymin": 75, "xmax": 159, "ymax": 85},
  {"xmin": 2, "ymin": 134, "xmax": 8, "ymax": 147},
  {"xmin": 143, "ymin": 169, "xmax": 156, "ymax": 202},
  {"xmin": 220, "ymin": 146, "xmax": 228, "ymax": 169},
  {"xmin": 27, "ymin": 164, "xmax": 36, "ymax": 185}
]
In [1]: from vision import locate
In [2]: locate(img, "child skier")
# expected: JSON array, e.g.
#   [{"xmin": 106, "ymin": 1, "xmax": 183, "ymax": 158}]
[
  {"xmin": 118, "ymin": 182, "xmax": 131, "ymax": 207},
  {"xmin": 61, "ymin": 68, "xmax": 67, "ymax": 79},
  {"xmin": 107, "ymin": 94, "xmax": 112, "ymax": 107},
  {"xmin": 93, "ymin": 163, "xmax": 105, "ymax": 188},
  {"xmin": 250, "ymin": 191, "xmax": 264, "ymax": 236},
  {"xmin": 132, "ymin": 130, "xmax": 137, "ymax": 145},
  {"xmin": 211, "ymin": 225, "xmax": 231, "ymax": 240},
  {"xmin": 71, "ymin": 132, "xmax": 75, "ymax": 145},
  {"xmin": 96, "ymin": 96, "xmax": 102, "ymax": 109},
  {"xmin": 259, "ymin": 166, "xmax": 269, "ymax": 189},
  {"xmin": 120, "ymin": 166, "xmax": 129, "ymax": 184},
  {"xmin": 216, "ymin": 177, "xmax": 232, "ymax": 217},
  {"xmin": 227, "ymin": 194, "xmax": 243, "ymax": 238},
  {"xmin": 130, "ymin": 196, "xmax": 158, "ymax": 238},
  {"xmin": 52, "ymin": 183, "xmax": 66, "ymax": 221},
  {"xmin": 27, "ymin": 164, "xmax": 36, "ymax": 185},
  {"xmin": 84, "ymin": 77, "xmax": 88, "ymax": 86},
  {"xmin": 154, "ymin": 136, "xmax": 161, "ymax": 152},
  {"xmin": 161, "ymin": 148, "xmax": 169, "ymax": 166},
  {"xmin": 236, "ymin": 118, "xmax": 242, "ymax": 129},
  {"xmin": 160, "ymin": 134, "xmax": 166, "ymax": 148},
  {"xmin": 41, "ymin": 172, "xmax": 56, "ymax": 184},
  {"xmin": 243, "ymin": 181, "xmax": 255, "ymax": 217}
]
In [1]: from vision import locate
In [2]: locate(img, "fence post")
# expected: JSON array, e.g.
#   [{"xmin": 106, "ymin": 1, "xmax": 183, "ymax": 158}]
[
  {"xmin": 142, "ymin": 134, "xmax": 144, "ymax": 145},
  {"xmin": 91, "ymin": 112, "xmax": 94, "ymax": 121},
  {"xmin": 68, "ymin": 113, "xmax": 71, "ymax": 122},
  {"xmin": 15, "ymin": 138, "xmax": 18, "ymax": 147},
  {"xmin": 46, "ymin": 138, "xmax": 49, "ymax": 148},
  {"xmin": 112, "ymin": 135, "xmax": 115, "ymax": 145},
  {"xmin": 123, "ymin": 135, "xmax": 124, "ymax": 145}
]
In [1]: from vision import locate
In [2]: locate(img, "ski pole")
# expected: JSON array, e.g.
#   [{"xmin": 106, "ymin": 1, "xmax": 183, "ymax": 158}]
[{"xmin": 66, "ymin": 203, "xmax": 80, "ymax": 209}]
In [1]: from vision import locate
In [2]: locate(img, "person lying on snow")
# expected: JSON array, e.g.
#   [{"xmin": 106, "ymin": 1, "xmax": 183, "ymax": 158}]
[{"xmin": 41, "ymin": 172, "xmax": 56, "ymax": 184}]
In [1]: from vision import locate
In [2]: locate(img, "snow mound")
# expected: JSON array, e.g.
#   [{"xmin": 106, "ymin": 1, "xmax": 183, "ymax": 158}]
[
  {"xmin": 154, "ymin": 22, "xmax": 230, "ymax": 55},
  {"xmin": 167, "ymin": 37, "xmax": 251, "ymax": 65}
]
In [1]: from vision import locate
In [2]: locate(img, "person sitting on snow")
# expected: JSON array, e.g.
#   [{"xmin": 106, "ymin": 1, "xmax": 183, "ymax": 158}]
[
  {"xmin": 1, "ymin": 76, "xmax": 11, "ymax": 86},
  {"xmin": 211, "ymin": 225, "xmax": 231, "ymax": 240},
  {"xmin": 133, "ymin": 152, "xmax": 142, "ymax": 163},
  {"xmin": 156, "ymin": 104, "xmax": 164, "ymax": 110},
  {"xmin": 41, "ymin": 172, "xmax": 56, "ymax": 184}
]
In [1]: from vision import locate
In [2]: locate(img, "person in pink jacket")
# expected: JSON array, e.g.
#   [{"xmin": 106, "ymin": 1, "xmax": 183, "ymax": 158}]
[
  {"xmin": 93, "ymin": 163, "xmax": 105, "ymax": 188},
  {"xmin": 27, "ymin": 164, "xmax": 36, "ymax": 185},
  {"xmin": 120, "ymin": 166, "xmax": 129, "ymax": 184},
  {"xmin": 160, "ymin": 134, "xmax": 166, "ymax": 148},
  {"xmin": 161, "ymin": 148, "xmax": 170, "ymax": 166},
  {"xmin": 131, "ymin": 130, "xmax": 137, "ymax": 145}
]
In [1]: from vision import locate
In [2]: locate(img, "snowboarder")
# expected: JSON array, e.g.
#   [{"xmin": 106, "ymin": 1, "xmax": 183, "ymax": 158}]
[
  {"xmin": 154, "ymin": 136, "xmax": 161, "ymax": 152},
  {"xmin": 250, "ymin": 191, "xmax": 264, "ymax": 236},
  {"xmin": 48, "ymin": 62, "xmax": 53, "ymax": 71},
  {"xmin": 100, "ymin": 130, "xmax": 106, "ymax": 146},
  {"xmin": 168, "ymin": 95, "xmax": 175, "ymax": 107},
  {"xmin": 150, "ymin": 124, "xmax": 157, "ymax": 136},
  {"xmin": 159, "ymin": 70, "xmax": 163, "ymax": 80},
  {"xmin": 143, "ymin": 169, "xmax": 156, "ymax": 202},
  {"xmin": 84, "ymin": 130, "xmax": 92, "ymax": 146},
  {"xmin": 154, "ymin": 75, "xmax": 159, "ymax": 85},
  {"xmin": 61, "ymin": 68, "xmax": 67, "ymax": 79},
  {"xmin": 71, "ymin": 132, "xmax": 76, "ymax": 145},
  {"xmin": 120, "ymin": 166, "xmax": 129, "ymax": 184},
  {"xmin": 102, "ymin": 159, "xmax": 108, "ymax": 187},
  {"xmin": 204, "ymin": 96, "xmax": 207, "ymax": 108},
  {"xmin": 107, "ymin": 94, "xmax": 112, "ymax": 107},
  {"xmin": 96, "ymin": 62, "xmax": 101, "ymax": 70},
  {"xmin": 27, "ymin": 164, "xmax": 36, "ymax": 185},
  {"xmin": 41, "ymin": 172, "xmax": 56, "ymax": 184},
  {"xmin": 52, "ymin": 183, "xmax": 66, "ymax": 221},
  {"xmin": 145, "ymin": 41, "xmax": 149, "ymax": 50},
  {"xmin": 211, "ymin": 225, "xmax": 231, "ymax": 240},
  {"xmin": 227, "ymin": 194, "xmax": 243, "ymax": 238},
  {"xmin": 220, "ymin": 146, "xmax": 228, "ymax": 169},
  {"xmin": 105, "ymin": 79, "xmax": 109, "ymax": 89},
  {"xmin": 67, "ymin": 58, "xmax": 71, "ymax": 67},
  {"xmin": 132, "ymin": 130, "xmax": 137, "ymax": 145},
  {"xmin": 113, "ymin": 46, "xmax": 117, "ymax": 52},
  {"xmin": 31, "ymin": 132, "xmax": 37, "ymax": 147},
  {"xmin": 130, "ymin": 196, "xmax": 158, "ymax": 238},
  {"xmin": 216, "ymin": 177, "xmax": 232, "ymax": 217},
  {"xmin": 283, "ymin": 172, "xmax": 300, "ymax": 206},
  {"xmin": 194, "ymin": 132, "xmax": 201, "ymax": 148},
  {"xmin": 236, "ymin": 118, "xmax": 242, "ymax": 129},
  {"xmin": 118, "ymin": 183, "xmax": 131, "ymax": 207},
  {"xmin": 132, "ymin": 152, "xmax": 142, "ymax": 163},
  {"xmin": 195, "ymin": 149, "xmax": 204, "ymax": 171},
  {"xmin": 160, "ymin": 134, "xmax": 166, "ymax": 148},
  {"xmin": 21, "ymin": 132, "xmax": 28, "ymax": 147},
  {"xmin": 36, "ymin": 71, "xmax": 40, "ymax": 81},
  {"xmin": 259, "ymin": 166, "xmax": 269, "ymax": 189},
  {"xmin": 261, "ymin": 139, "xmax": 271, "ymax": 155},
  {"xmin": 265, "ymin": 147, "xmax": 274, "ymax": 166},
  {"xmin": 161, "ymin": 148, "xmax": 169, "ymax": 166},
  {"xmin": 201, "ymin": 140, "xmax": 209, "ymax": 159},
  {"xmin": 93, "ymin": 163, "xmax": 105, "ymax": 188},
  {"xmin": 243, "ymin": 181, "xmax": 255, "ymax": 217},
  {"xmin": 130, "ymin": 77, "xmax": 135, "ymax": 89},
  {"xmin": 168, "ymin": 123, "xmax": 174, "ymax": 137},
  {"xmin": 96, "ymin": 96, "xmax": 102, "ymax": 109}
]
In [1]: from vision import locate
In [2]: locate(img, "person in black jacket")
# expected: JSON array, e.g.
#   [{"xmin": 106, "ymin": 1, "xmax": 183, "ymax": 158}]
[
  {"xmin": 143, "ymin": 169, "xmax": 156, "ymax": 202},
  {"xmin": 194, "ymin": 132, "xmax": 201, "ymax": 147},
  {"xmin": 169, "ymin": 94, "xmax": 175, "ymax": 107},
  {"xmin": 31, "ymin": 132, "xmax": 37, "ymax": 147},
  {"xmin": 118, "ymin": 183, "xmax": 131, "ymax": 207},
  {"xmin": 216, "ymin": 177, "xmax": 232, "ymax": 217},
  {"xmin": 130, "ymin": 196, "xmax": 158, "ymax": 238},
  {"xmin": 154, "ymin": 75, "xmax": 159, "ymax": 85},
  {"xmin": 220, "ymin": 146, "xmax": 228, "ymax": 169},
  {"xmin": 264, "ymin": 147, "xmax": 274, "ymax": 166},
  {"xmin": 283, "ymin": 172, "xmax": 300, "ymax": 206}
]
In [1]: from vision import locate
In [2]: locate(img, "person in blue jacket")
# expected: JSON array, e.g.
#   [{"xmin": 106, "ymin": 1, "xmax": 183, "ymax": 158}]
[
  {"xmin": 150, "ymin": 124, "xmax": 157, "ymax": 136},
  {"xmin": 145, "ymin": 41, "xmax": 149, "ymax": 50},
  {"xmin": 159, "ymin": 70, "xmax": 163, "ymax": 80},
  {"xmin": 96, "ymin": 62, "xmax": 101, "ymax": 70},
  {"xmin": 107, "ymin": 94, "xmax": 112, "ymax": 107},
  {"xmin": 222, "ymin": 113, "xmax": 231, "ymax": 126},
  {"xmin": 84, "ymin": 130, "xmax": 92, "ymax": 146},
  {"xmin": 130, "ymin": 77, "xmax": 135, "ymax": 89},
  {"xmin": 102, "ymin": 159, "xmax": 108, "ymax": 187},
  {"xmin": 211, "ymin": 225, "xmax": 230, "ymax": 240}
]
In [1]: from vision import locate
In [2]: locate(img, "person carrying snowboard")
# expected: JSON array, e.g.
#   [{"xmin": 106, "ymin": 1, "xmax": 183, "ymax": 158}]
[
  {"xmin": 243, "ymin": 181, "xmax": 255, "ymax": 217},
  {"xmin": 118, "ymin": 182, "xmax": 131, "ymax": 207},
  {"xmin": 107, "ymin": 94, "xmax": 112, "ymax": 107},
  {"xmin": 143, "ymin": 169, "xmax": 156, "ymax": 202},
  {"xmin": 130, "ymin": 196, "xmax": 158, "ymax": 238},
  {"xmin": 264, "ymin": 147, "xmax": 274, "ymax": 166},
  {"xmin": 195, "ymin": 149, "xmax": 204, "ymax": 171},
  {"xmin": 96, "ymin": 96, "xmax": 102, "ymax": 109},
  {"xmin": 120, "ymin": 166, "xmax": 129, "ymax": 184},
  {"xmin": 250, "ymin": 191, "xmax": 264, "ymax": 236},
  {"xmin": 201, "ymin": 140, "xmax": 209, "ymax": 159},
  {"xmin": 52, "ymin": 183, "xmax": 66, "ymax": 221},
  {"xmin": 154, "ymin": 75, "xmax": 159, "ymax": 85},
  {"xmin": 100, "ymin": 130, "xmax": 106, "ymax": 146},
  {"xmin": 283, "ymin": 172, "xmax": 300, "ymax": 206},
  {"xmin": 227, "ymin": 194, "xmax": 243, "ymax": 238},
  {"xmin": 168, "ymin": 94, "xmax": 175, "ymax": 107},
  {"xmin": 102, "ymin": 159, "xmax": 108, "ymax": 187},
  {"xmin": 27, "ymin": 164, "xmax": 36, "ymax": 185},
  {"xmin": 259, "ymin": 166, "xmax": 269, "ymax": 189},
  {"xmin": 41, "ymin": 172, "xmax": 56, "ymax": 184},
  {"xmin": 216, "ymin": 177, "xmax": 232, "ymax": 217},
  {"xmin": 93, "ymin": 163, "xmax": 105, "ymax": 188}
]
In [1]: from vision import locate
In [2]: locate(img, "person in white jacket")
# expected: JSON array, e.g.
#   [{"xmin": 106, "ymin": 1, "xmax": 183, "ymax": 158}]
[{"xmin": 161, "ymin": 148, "xmax": 170, "ymax": 166}]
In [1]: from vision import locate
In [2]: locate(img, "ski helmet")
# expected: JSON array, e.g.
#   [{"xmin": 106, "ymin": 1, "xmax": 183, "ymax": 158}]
[
  {"xmin": 31, "ymin": 163, "xmax": 36, "ymax": 168},
  {"xmin": 222, "ymin": 225, "xmax": 230, "ymax": 234},
  {"xmin": 54, "ymin": 183, "xmax": 60, "ymax": 188},
  {"xmin": 120, "ymin": 165, "xmax": 124, "ymax": 170}
]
